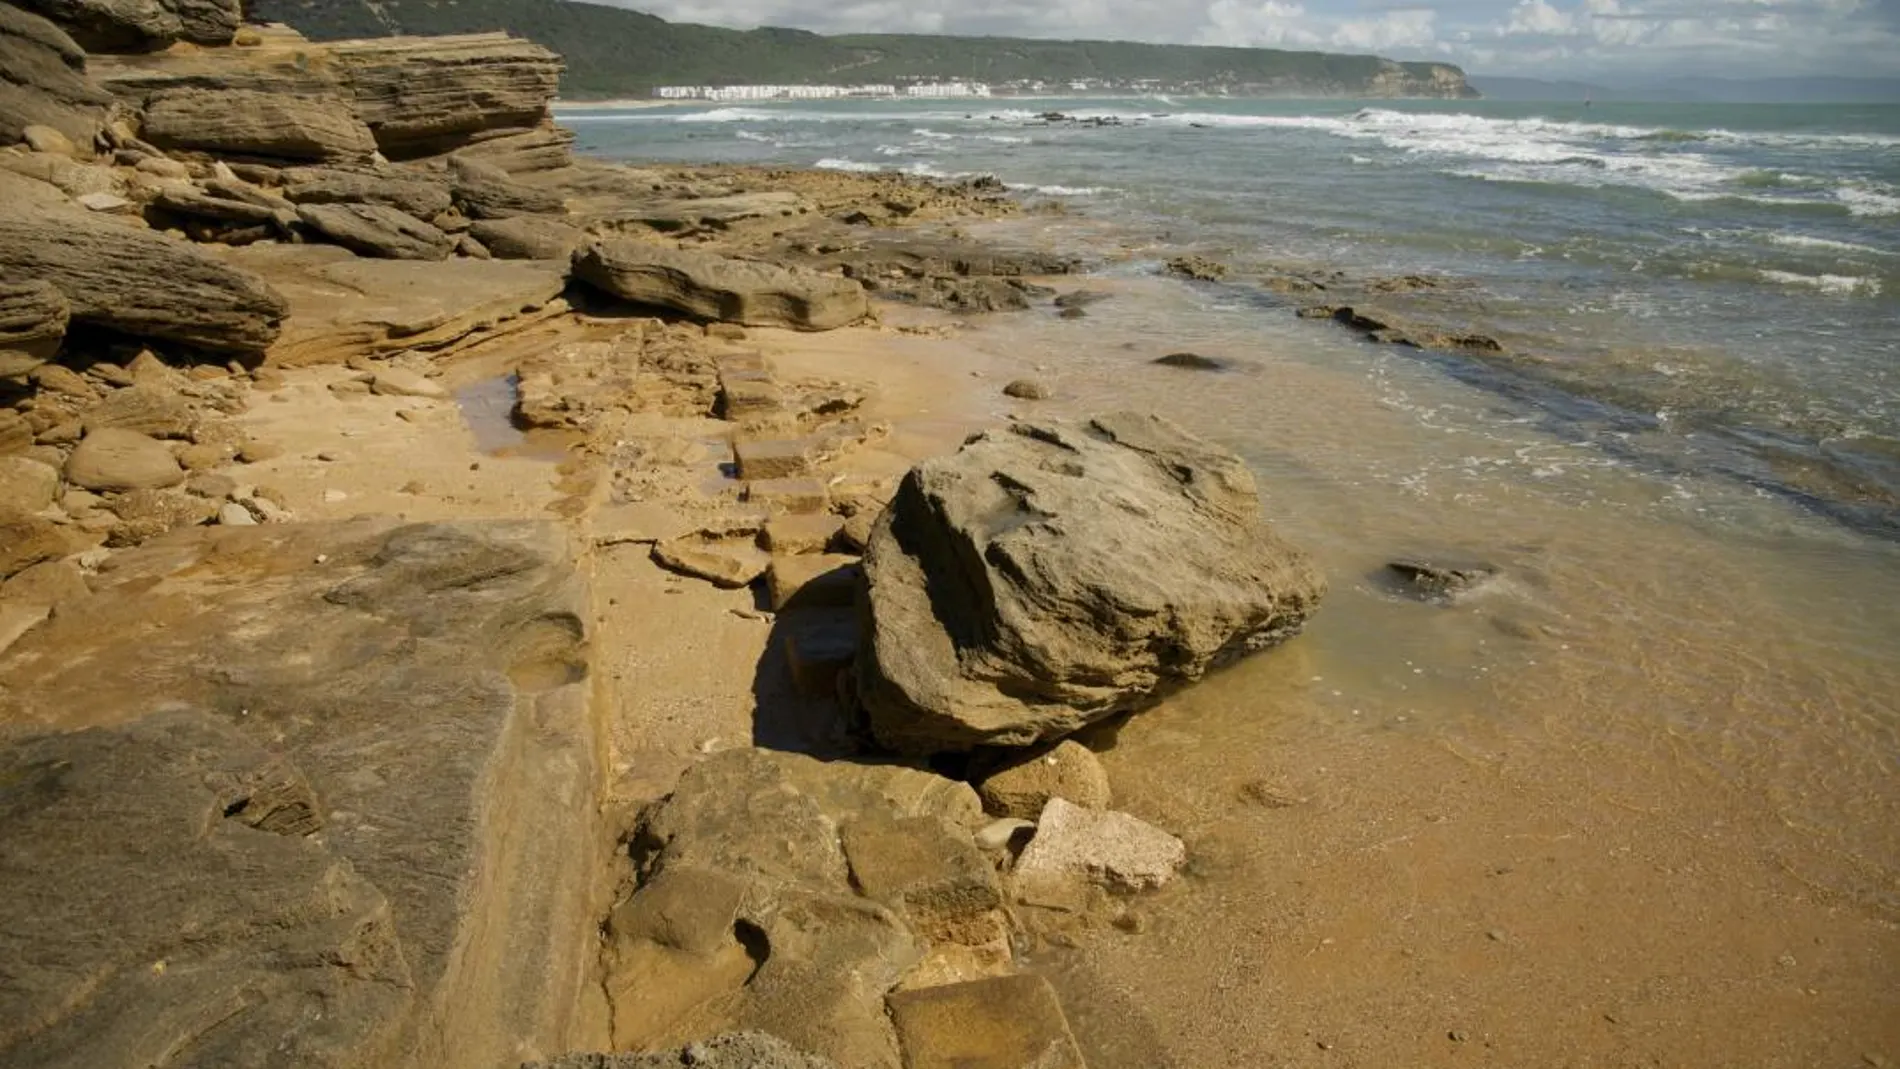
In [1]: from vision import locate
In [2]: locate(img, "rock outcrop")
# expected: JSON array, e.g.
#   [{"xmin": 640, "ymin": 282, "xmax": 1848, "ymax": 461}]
[
  {"xmin": 327, "ymin": 34, "xmax": 565, "ymax": 163},
  {"xmin": 0, "ymin": 201, "xmax": 288, "ymax": 354},
  {"xmin": 0, "ymin": 519, "xmax": 601, "ymax": 1069},
  {"xmin": 14, "ymin": 0, "xmax": 242, "ymax": 51},
  {"xmin": 297, "ymin": 202, "xmax": 456, "ymax": 260},
  {"xmin": 574, "ymin": 241, "xmax": 871, "ymax": 332},
  {"xmin": 471, "ymin": 214, "xmax": 585, "ymax": 260},
  {"xmin": 531, "ymin": 1033, "xmax": 840, "ymax": 1069},
  {"xmin": 447, "ymin": 153, "xmax": 566, "ymax": 219},
  {"xmin": 0, "ymin": 4, "xmax": 112, "ymax": 148},
  {"xmin": 0, "ymin": 279, "xmax": 70, "ymax": 376},
  {"xmin": 856, "ymin": 412, "xmax": 1325, "ymax": 753},
  {"xmin": 281, "ymin": 167, "xmax": 455, "ymax": 220},
  {"xmin": 141, "ymin": 87, "xmax": 378, "ymax": 163}
]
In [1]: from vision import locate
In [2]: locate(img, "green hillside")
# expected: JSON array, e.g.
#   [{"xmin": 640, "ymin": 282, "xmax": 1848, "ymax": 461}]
[{"xmin": 246, "ymin": 0, "xmax": 1475, "ymax": 99}]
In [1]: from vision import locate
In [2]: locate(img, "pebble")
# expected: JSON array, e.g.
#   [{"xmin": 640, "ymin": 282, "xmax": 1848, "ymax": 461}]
[
  {"xmin": 316, "ymin": 452, "xmax": 338, "ymax": 462},
  {"xmin": 1486, "ymin": 929, "xmax": 1506, "ymax": 942},
  {"xmin": 323, "ymin": 489, "xmax": 348, "ymax": 503},
  {"xmin": 218, "ymin": 502, "xmax": 256, "ymax": 526},
  {"xmin": 1448, "ymin": 1030, "xmax": 1469, "ymax": 1042}
]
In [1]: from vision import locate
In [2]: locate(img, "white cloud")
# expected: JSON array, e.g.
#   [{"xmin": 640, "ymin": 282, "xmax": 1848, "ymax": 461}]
[{"xmin": 1504, "ymin": 0, "xmax": 1580, "ymax": 34}]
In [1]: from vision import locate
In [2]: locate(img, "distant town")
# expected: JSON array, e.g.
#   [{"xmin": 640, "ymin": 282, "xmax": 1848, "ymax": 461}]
[{"xmin": 654, "ymin": 82, "xmax": 993, "ymax": 101}]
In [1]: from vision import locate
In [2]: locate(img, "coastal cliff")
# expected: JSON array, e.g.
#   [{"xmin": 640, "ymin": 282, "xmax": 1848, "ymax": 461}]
[{"xmin": 248, "ymin": 0, "xmax": 1481, "ymax": 99}]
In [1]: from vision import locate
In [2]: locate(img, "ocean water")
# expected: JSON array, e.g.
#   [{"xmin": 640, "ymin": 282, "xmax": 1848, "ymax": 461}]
[{"xmin": 561, "ymin": 98, "xmax": 1900, "ymax": 1063}]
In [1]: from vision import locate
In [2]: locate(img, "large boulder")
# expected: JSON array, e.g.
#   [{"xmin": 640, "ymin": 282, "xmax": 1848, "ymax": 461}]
[
  {"xmin": 0, "ymin": 202, "xmax": 288, "ymax": 354},
  {"xmin": 856, "ymin": 413, "xmax": 1325, "ymax": 753},
  {"xmin": 13, "ymin": 0, "xmax": 178, "ymax": 53},
  {"xmin": 447, "ymin": 153, "xmax": 565, "ymax": 219},
  {"xmin": 574, "ymin": 242, "xmax": 870, "ymax": 332},
  {"xmin": 326, "ymin": 34, "xmax": 564, "ymax": 161},
  {"xmin": 0, "ymin": 279, "xmax": 70, "ymax": 377},
  {"xmin": 0, "ymin": 4, "xmax": 111, "ymax": 149},
  {"xmin": 297, "ymin": 203, "xmax": 455, "ymax": 261},
  {"xmin": 64, "ymin": 427, "xmax": 184, "ymax": 490},
  {"xmin": 141, "ymin": 88, "xmax": 377, "ymax": 164}
]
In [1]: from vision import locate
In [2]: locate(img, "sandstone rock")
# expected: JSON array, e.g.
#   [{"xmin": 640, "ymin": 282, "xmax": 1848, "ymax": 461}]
[
  {"xmin": 105, "ymin": 485, "xmax": 216, "ymax": 544},
  {"xmin": 0, "ymin": 520, "xmax": 599, "ymax": 1069},
  {"xmin": 0, "ymin": 5, "xmax": 111, "ymax": 150},
  {"xmin": 470, "ymin": 214, "xmax": 584, "ymax": 260},
  {"xmin": 157, "ymin": 0, "xmax": 241, "ymax": 45},
  {"xmin": 282, "ymin": 168, "xmax": 454, "ymax": 220},
  {"xmin": 369, "ymin": 368, "xmax": 448, "ymax": 399},
  {"xmin": 0, "ymin": 557, "xmax": 90, "ymax": 608},
  {"xmin": 735, "ymin": 437, "xmax": 817, "ymax": 481},
  {"xmin": 14, "ymin": 0, "xmax": 179, "ymax": 53},
  {"xmin": 842, "ymin": 815, "xmax": 1002, "ymax": 944},
  {"xmin": 82, "ymin": 382, "xmax": 195, "ymax": 437},
  {"xmin": 449, "ymin": 121, "xmax": 574, "ymax": 174},
  {"xmin": 326, "ymin": 35, "xmax": 563, "ymax": 162},
  {"xmin": 1386, "ymin": 556, "xmax": 1499, "ymax": 601},
  {"xmin": 142, "ymin": 88, "xmax": 377, "ymax": 164},
  {"xmin": 297, "ymin": 203, "xmax": 455, "ymax": 261},
  {"xmin": 0, "ymin": 411, "xmax": 33, "ymax": 456},
  {"xmin": 217, "ymin": 500, "xmax": 255, "ymax": 525},
  {"xmin": 1003, "ymin": 378, "xmax": 1049, "ymax": 400},
  {"xmin": 762, "ymin": 513, "xmax": 845, "ymax": 555},
  {"xmin": 0, "ymin": 506, "xmax": 77, "ymax": 579},
  {"xmin": 856, "ymin": 412, "xmax": 1324, "ymax": 753},
  {"xmin": 150, "ymin": 186, "xmax": 288, "ymax": 231},
  {"xmin": 1014, "ymin": 797, "xmax": 1185, "ymax": 895},
  {"xmin": 0, "ymin": 202, "xmax": 287, "ymax": 354},
  {"xmin": 529, "ymin": 1032, "xmax": 839, "ymax": 1069},
  {"xmin": 0, "ymin": 456, "xmax": 62, "ymax": 512},
  {"xmin": 766, "ymin": 553, "xmax": 859, "ymax": 611},
  {"xmin": 22, "ymin": 122, "xmax": 76, "ymax": 155},
  {"xmin": 73, "ymin": 189, "xmax": 130, "ymax": 212},
  {"xmin": 64, "ymin": 427, "xmax": 183, "ymax": 490},
  {"xmin": 456, "ymin": 233, "xmax": 491, "ymax": 260},
  {"xmin": 651, "ymin": 535, "xmax": 768, "ymax": 589},
  {"xmin": 885, "ymin": 975, "xmax": 1086, "ymax": 1069},
  {"xmin": 0, "ymin": 279, "xmax": 69, "ymax": 376},
  {"xmin": 447, "ymin": 153, "xmax": 566, "ymax": 219},
  {"xmin": 977, "ymin": 740, "xmax": 1112, "ymax": 820},
  {"xmin": 575, "ymin": 241, "xmax": 870, "ymax": 332}
]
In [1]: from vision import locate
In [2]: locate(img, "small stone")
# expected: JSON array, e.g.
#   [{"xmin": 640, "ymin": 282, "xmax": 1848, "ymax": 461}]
[
  {"xmin": 237, "ymin": 441, "xmax": 283, "ymax": 463},
  {"xmin": 1112, "ymin": 908, "xmax": 1149, "ymax": 934},
  {"xmin": 1238, "ymin": 779, "xmax": 1303, "ymax": 808},
  {"xmin": 973, "ymin": 818, "xmax": 1035, "ymax": 852},
  {"xmin": 316, "ymin": 451, "xmax": 339, "ymax": 463},
  {"xmin": 21, "ymin": 125, "xmax": 77, "ymax": 157},
  {"xmin": 395, "ymin": 408, "xmax": 426, "ymax": 423},
  {"xmin": 75, "ymin": 192, "xmax": 133, "ymax": 213},
  {"xmin": 1013, "ymin": 798, "xmax": 1185, "ymax": 895},
  {"xmin": 651, "ymin": 537, "xmax": 768, "ymax": 589},
  {"xmin": 218, "ymin": 502, "xmax": 257, "ymax": 526},
  {"xmin": 978, "ymin": 741, "xmax": 1112, "ymax": 820},
  {"xmin": 886, "ymin": 974, "xmax": 1086, "ymax": 1069},
  {"xmin": 1153, "ymin": 352, "xmax": 1228, "ymax": 371},
  {"xmin": 733, "ymin": 437, "xmax": 817, "ymax": 480},
  {"xmin": 744, "ymin": 476, "xmax": 827, "ymax": 515},
  {"xmin": 0, "ymin": 457, "xmax": 61, "ymax": 513},
  {"xmin": 65, "ymin": 429, "xmax": 185, "ymax": 492},
  {"xmin": 762, "ymin": 513, "xmax": 845, "ymax": 555},
  {"xmin": 1487, "ymin": 929, "xmax": 1507, "ymax": 942},
  {"xmin": 370, "ymin": 369, "xmax": 448, "ymax": 399},
  {"xmin": 399, "ymin": 480, "xmax": 427, "ymax": 494},
  {"xmin": 766, "ymin": 553, "xmax": 860, "ymax": 611},
  {"xmin": 1449, "ymin": 1030, "xmax": 1469, "ymax": 1042},
  {"xmin": 185, "ymin": 473, "xmax": 239, "ymax": 500},
  {"xmin": 1002, "ymin": 379, "xmax": 1049, "ymax": 400},
  {"xmin": 322, "ymin": 489, "xmax": 348, "ymax": 503}
]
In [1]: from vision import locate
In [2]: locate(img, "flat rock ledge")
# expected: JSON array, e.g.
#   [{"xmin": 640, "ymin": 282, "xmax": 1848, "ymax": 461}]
[
  {"xmin": 857, "ymin": 412, "xmax": 1325, "ymax": 754},
  {"xmin": 573, "ymin": 240, "xmax": 871, "ymax": 332}
]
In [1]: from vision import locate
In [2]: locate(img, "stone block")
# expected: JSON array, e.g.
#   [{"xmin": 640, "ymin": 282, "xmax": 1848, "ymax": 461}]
[
  {"xmin": 746, "ymin": 477, "xmax": 828, "ymax": 516},
  {"xmin": 886, "ymin": 974, "xmax": 1087, "ymax": 1069},
  {"xmin": 767, "ymin": 553, "xmax": 860, "ymax": 611},
  {"xmin": 762, "ymin": 513, "xmax": 844, "ymax": 555},
  {"xmin": 718, "ymin": 378, "xmax": 782, "ymax": 421},
  {"xmin": 782, "ymin": 608, "xmax": 859, "ymax": 698},
  {"xmin": 735, "ymin": 437, "xmax": 817, "ymax": 481},
  {"xmin": 842, "ymin": 814, "xmax": 1001, "ymax": 943}
]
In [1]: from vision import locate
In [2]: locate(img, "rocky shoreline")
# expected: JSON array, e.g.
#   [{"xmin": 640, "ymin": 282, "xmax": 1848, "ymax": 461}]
[{"xmin": 0, "ymin": 8, "xmax": 1339, "ymax": 1069}]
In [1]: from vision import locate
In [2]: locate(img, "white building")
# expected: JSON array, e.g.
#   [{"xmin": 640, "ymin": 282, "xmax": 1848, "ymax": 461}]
[
  {"xmin": 653, "ymin": 84, "xmax": 902, "ymax": 101},
  {"xmin": 903, "ymin": 82, "xmax": 992, "ymax": 98}
]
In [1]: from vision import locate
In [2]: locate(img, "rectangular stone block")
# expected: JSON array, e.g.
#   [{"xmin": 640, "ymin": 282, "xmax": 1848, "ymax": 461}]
[
  {"xmin": 735, "ymin": 437, "xmax": 817, "ymax": 481},
  {"xmin": 762, "ymin": 513, "xmax": 845, "ymax": 555},
  {"xmin": 886, "ymin": 974, "xmax": 1087, "ymax": 1069},
  {"xmin": 745, "ymin": 476, "xmax": 828, "ymax": 516},
  {"xmin": 782, "ymin": 608, "xmax": 859, "ymax": 698},
  {"xmin": 766, "ymin": 553, "xmax": 860, "ymax": 611},
  {"xmin": 844, "ymin": 814, "xmax": 1001, "ymax": 942},
  {"xmin": 714, "ymin": 349, "xmax": 768, "ymax": 374},
  {"xmin": 718, "ymin": 379, "xmax": 781, "ymax": 420}
]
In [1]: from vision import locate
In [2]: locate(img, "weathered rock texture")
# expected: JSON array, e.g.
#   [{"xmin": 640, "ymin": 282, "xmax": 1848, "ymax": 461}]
[
  {"xmin": 531, "ymin": 1032, "xmax": 839, "ymax": 1069},
  {"xmin": 16, "ymin": 0, "xmax": 241, "ymax": 50},
  {"xmin": 0, "ymin": 519, "xmax": 602, "ymax": 1069},
  {"xmin": 0, "ymin": 279, "xmax": 70, "ymax": 376},
  {"xmin": 574, "ymin": 241, "xmax": 871, "ymax": 332},
  {"xmin": 0, "ymin": 202, "xmax": 288, "ymax": 354},
  {"xmin": 297, "ymin": 202, "xmax": 455, "ymax": 260},
  {"xmin": 609, "ymin": 748, "xmax": 998, "ymax": 1068},
  {"xmin": 448, "ymin": 153, "xmax": 566, "ymax": 219},
  {"xmin": 857, "ymin": 412, "xmax": 1325, "ymax": 753},
  {"xmin": 141, "ymin": 87, "xmax": 378, "ymax": 163},
  {"xmin": 327, "ymin": 34, "xmax": 565, "ymax": 162},
  {"xmin": 0, "ymin": 4, "xmax": 112, "ymax": 148}
]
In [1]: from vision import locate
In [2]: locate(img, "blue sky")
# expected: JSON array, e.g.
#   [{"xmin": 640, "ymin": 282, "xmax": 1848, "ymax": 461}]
[{"xmin": 597, "ymin": 0, "xmax": 1900, "ymax": 79}]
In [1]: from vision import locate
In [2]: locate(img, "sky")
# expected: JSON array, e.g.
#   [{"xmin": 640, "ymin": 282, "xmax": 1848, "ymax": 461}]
[{"xmin": 593, "ymin": 0, "xmax": 1900, "ymax": 79}]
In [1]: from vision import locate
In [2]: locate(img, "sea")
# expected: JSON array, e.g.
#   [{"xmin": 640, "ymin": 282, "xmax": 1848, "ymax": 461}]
[{"xmin": 559, "ymin": 98, "xmax": 1900, "ymax": 1064}]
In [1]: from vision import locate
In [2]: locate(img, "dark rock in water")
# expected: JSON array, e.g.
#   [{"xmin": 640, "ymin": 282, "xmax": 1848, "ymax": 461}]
[
  {"xmin": 1153, "ymin": 352, "xmax": 1227, "ymax": 371},
  {"xmin": 1003, "ymin": 378, "xmax": 1049, "ymax": 400},
  {"xmin": 528, "ymin": 1032, "xmax": 840, "ymax": 1069},
  {"xmin": 574, "ymin": 240, "xmax": 870, "ymax": 331},
  {"xmin": 0, "ymin": 200, "xmax": 287, "ymax": 354},
  {"xmin": 1053, "ymin": 289, "xmax": 1110, "ymax": 310},
  {"xmin": 917, "ymin": 275, "xmax": 1048, "ymax": 313},
  {"xmin": 0, "ymin": 5, "xmax": 112, "ymax": 149},
  {"xmin": 1165, "ymin": 255, "xmax": 1229, "ymax": 282},
  {"xmin": 857, "ymin": 412, "xmax": 1325, "ymax": 754},
  {"xmin": 0, "ymin": 519, "xmax": 600, "ymax": 1069},
  {"xmin": 1386, "ymin": 556, "xmax": 1500, "ymax": 601}
]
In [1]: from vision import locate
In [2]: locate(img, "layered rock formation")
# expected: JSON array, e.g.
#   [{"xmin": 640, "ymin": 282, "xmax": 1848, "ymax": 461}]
[
  {"xmin": 0, "ymin": 3, "xmax": 111, "ymax": 148},
  {"xmin": 856, "ymin": 412, "xmax": 1326, "ymax": 753},
  {"xmin": 574, "ymin": 241, "xmax": 872, "ymax": 332}
]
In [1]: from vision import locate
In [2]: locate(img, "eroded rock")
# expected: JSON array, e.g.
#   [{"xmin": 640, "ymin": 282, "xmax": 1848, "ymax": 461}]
[
  {"xmin": 856, "ymin": 412, "xmax": 1325, "ymax": 753},
  {"xmin": 0, "ymin": 5, "xmax": 111, "ymax": 149},
  {"xmin": 64, "ymin": 427, "xmax": 183, "ymax": 491},
  {"xmin": 297, "ymin": 203, "xmax": 456, "ymax": 261},
  {"xmin": 141, "ymin": 88, "xmax": 377, "ymax": 164},
  {"xmin": 0, "ymin": 279, "xmax": 70, "ymax": 377},
  {"xmin": 976, "ymin": 740, "xmax": 1112, "ymax": 820},
  {"xmin": 575, "ymin": 241, "xmax": 870, "ymax": 332}
]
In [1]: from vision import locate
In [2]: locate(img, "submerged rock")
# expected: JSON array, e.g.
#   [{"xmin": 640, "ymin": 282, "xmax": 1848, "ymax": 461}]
[
  {"xmin": 1152, "ymin": 351, "xmax": 1227, "ymax": 371},
  {"xmin": 1165, "ymin": 254, "xmax": 1228, "ymax": 281},
  {"xmin": 1002, "ymin": 378, "xmax": 1049, "ymax": 400},
  {"xmin": 856, "ymin": 412, "xmax": 1324, "ymax": 753},
  {"xmin": 574, "ymin": 241, "xmax": 871, "ymax": 332},
  {"xmin": 1385, "ymin": 556, "xmax": 1500, "ymax": 601}
]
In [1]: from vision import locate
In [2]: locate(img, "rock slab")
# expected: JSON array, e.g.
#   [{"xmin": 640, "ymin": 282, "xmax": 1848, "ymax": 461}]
[
  {"xmin": 575, "ymin": 241, "xmax": 870, "ymax": 332},
  {"xmin": 856, "ymin": 412, "xmax": 1325, "ymax": 753},
  {"xmin": 1014, "ymin": 797, "xmax": 1186, "ymax": 893}
]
